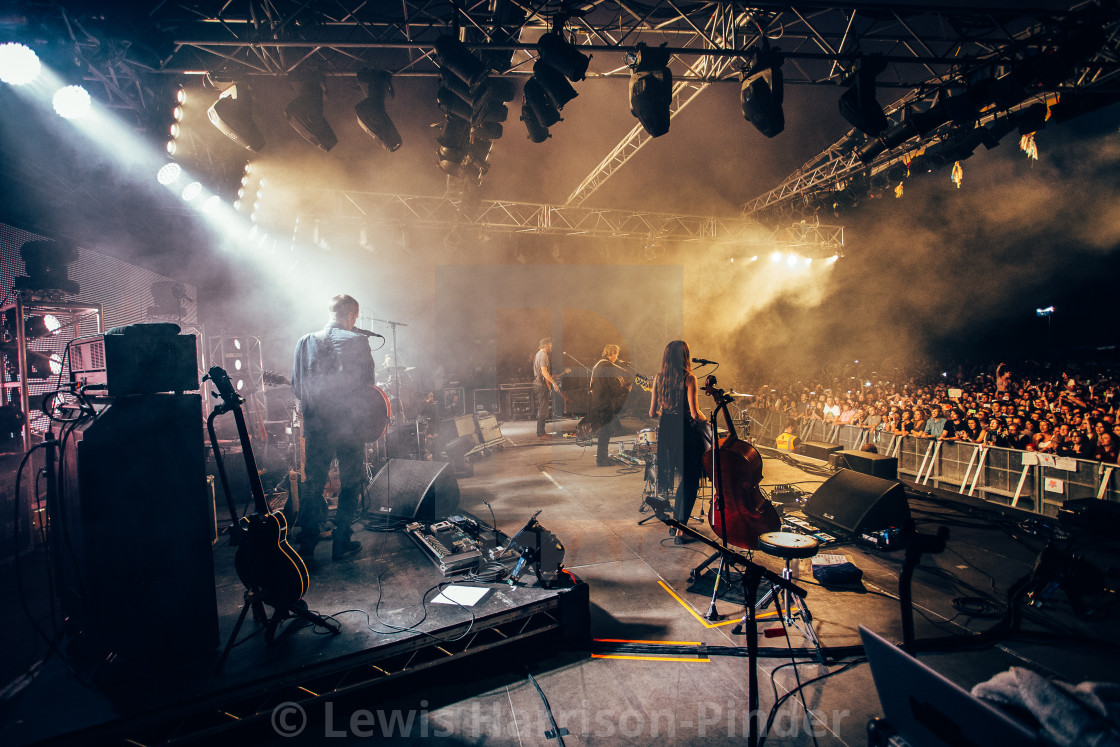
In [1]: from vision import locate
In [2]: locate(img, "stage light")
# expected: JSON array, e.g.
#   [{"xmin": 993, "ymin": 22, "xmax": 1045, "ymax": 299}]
[
  {"xmin": 771, "ymin": 252, "xmax": 783, "ymax": 263},
  {"xmin": 787, "ymin": 254, "xmax": 799, "ymax": 268},
  {"xmin": 181, "ymin": 181, "xmax": 202, "ymax": 201},
  {"xmin": 521, "ymin": 98, "xmax": 551, "ymax": 143},
  {"xmin": 628, "ymin": 43, "xmax": 672, "ymax": 138},
  {"xmin": 536, "ymin": 32, "xmax": 590, "ymax": 82},
  {"xmin": 838, "ymin": 54, "xmax": 889, "ymax": 136},
  {"xmin": 208, "ymin": 83, "xmax": 265, "ymax": 152},
  {"xmin": 355, "ymin": 68, "xmax": 402, "ymax": 152},
  {"xmin": 157, "ymin": 162, "xmax": 182, "ymax": 185},
  {"xmin": 740, "ymin": 44, "xmax": 784, "ymax": 138},
  {"xmin": 523, "ymin": 75, "xmax": 562, "ymax": 129},
  {"xmin": 436, "ymin": 116, "xmax": 471, "ymax": 175},
  {"xmin": 4, "ymin": 310, "xmax": 61, "ymax": 342},
  {"xmin": 14, "ymin": 240, "xmax": 79, "ymax": 295},
  {"xmin": 0, "ymin": 43, "xmax": 41, "ymax": 85},
  {"xmin": 148, "ymin": 281, "xmax": 192, "ymax": 319},
  {"xmin": 25, "ymin": 350, "xmax": 62, "ymax": 379},
  {"xmin": 434, "ymin": 35, "xmax": 488, "ymax": 88},
  {"xmin": 53, "ymin": 85, "xmax": 92, "ymax": 120},
  {"xmin": 202, "ymin": 195, "xmax": 222, "ymax": 214},
  {"xmin": 285, "ymin": 73, "xmax": 337, "ymax": 151},
  {"xmin": 24, "ymin": 314, "xmax": 61, "ymax": 339},
  {"xmin": 176, "ymin": 86, "xmax": 186, "ymax": 105}
]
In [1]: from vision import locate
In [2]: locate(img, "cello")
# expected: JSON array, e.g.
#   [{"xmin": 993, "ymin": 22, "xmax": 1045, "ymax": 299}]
[{"xmin": 700, "ymin": 376, "xmax": 781, "ymax": 549}]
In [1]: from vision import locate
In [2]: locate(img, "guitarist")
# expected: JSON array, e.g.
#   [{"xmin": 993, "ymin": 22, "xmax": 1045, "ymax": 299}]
[
  {"xmin": 589, "ymin": 344, "xmax": 632, "ymax": 466},
  {"xmin": 533, "ymin": 337, "xmax": 560, "ymax": 439},
  {"xmin": 290, "ymin": 294, "xmax": 375, "ymax": 565}
]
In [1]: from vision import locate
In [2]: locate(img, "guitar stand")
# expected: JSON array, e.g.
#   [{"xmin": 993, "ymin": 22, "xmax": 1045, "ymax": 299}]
[{"xmin": 217, "ymin": 587, "xmax": 340, "ymax": 673}]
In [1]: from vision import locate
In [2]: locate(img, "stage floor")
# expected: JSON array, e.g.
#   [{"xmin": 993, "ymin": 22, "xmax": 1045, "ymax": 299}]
[{"xmin": 3, "ymin": 415, "xmax": 1118, "ymax": 745}]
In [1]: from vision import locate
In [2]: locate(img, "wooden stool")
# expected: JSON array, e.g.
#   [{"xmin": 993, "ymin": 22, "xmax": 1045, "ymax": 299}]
[{"xmin": 734, "ymin": 531, "xmax": 823, "ymax": 659}]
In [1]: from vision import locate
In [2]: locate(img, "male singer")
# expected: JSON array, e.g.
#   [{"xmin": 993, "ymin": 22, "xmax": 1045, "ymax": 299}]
[{"xmin": 290, "ymin": 294, "xmax": 375, "ymax": 565}]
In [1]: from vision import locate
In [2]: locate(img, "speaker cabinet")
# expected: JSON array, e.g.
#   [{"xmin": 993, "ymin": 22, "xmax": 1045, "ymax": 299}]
[
  {"xmin": 59, "ymin": 394, "xmax": 218, "ymax": 665},
  {"xmin": 798, "ymin": 441, "xmax": 842, "ymax": 461},
  {"xmin": 366, "ymin": 459, "xmax": 460, "ymax": 523},
  {"xmin": 831, "ymin": 449, "xmax": 898, "ymax": 480},
  {"xmin": 804, "ymin": 469, "xmax": 910, "ymax": 536}
]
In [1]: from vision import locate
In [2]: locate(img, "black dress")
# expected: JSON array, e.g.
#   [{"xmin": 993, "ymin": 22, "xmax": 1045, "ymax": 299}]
[{"xmin": 656, "ymin": 398, "xmax": 705, "ymax": 524}]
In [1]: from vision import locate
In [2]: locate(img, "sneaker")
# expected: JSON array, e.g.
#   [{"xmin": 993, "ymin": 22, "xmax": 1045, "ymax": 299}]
[{"xmin": 332, "ymin": 540, "xmax": 361, "ymax": 561}]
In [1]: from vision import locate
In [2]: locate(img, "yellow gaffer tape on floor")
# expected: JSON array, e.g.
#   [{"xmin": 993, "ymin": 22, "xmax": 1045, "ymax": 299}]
[
  {"xmin": 658, "ymin": 580, "xmax": 779, "ymax": 629},
  {"xmin": 591, "ymin": 638, "xmax": 709, "ymax": 662}
]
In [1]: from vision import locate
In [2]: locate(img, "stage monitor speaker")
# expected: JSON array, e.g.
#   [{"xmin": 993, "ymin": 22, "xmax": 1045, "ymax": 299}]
[
  {"xmin": 366, "ymin": 459, "xmax": 460, "ymax": 523},
  {"xmin": 799, "ymin": 441, "xmax": 842, "ymax": 461},
  {"xmin": 804, "ymin": 468, "xmax": 910, "ymax": 536},
  {"xmin": 831, "ymin": 449, "xmax": 898, "ymax": 480}
]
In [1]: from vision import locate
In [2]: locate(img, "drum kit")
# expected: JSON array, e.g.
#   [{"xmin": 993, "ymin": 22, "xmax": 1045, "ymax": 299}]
[{"xmin": 379, "ymin": 365, "xmax": 421, "ymax": 423}]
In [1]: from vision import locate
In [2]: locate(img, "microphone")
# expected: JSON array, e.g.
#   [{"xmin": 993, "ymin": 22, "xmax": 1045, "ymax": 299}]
[
  {"xmin": 692, "ymin": 357, "xmax": 718, "ymax": 366},
  {"xmin": 353, "ymin": 326, "xmax": 385, "ymax": 339}
]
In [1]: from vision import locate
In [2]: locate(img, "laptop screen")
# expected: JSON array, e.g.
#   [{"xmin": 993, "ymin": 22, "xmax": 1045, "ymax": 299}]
[{"xmin": 859, "ymin": 625, "xmax": 1041, "ymax": 747}]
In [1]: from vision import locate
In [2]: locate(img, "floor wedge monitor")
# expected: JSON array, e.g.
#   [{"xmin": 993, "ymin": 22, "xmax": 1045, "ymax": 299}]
[
  {"xmin": 804, "ymin": 468, "xmax": 910, "ymax": 536},
  {"xmin": 366, "ymin": 459, "xmax": 460, "ymax": 523}
]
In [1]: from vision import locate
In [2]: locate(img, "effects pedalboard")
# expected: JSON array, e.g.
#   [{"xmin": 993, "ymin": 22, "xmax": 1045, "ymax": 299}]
[
  {"xmin": 405, "ymin": 515, "xmax": 489, "ymax": 576},
  {"xmin": 782, "ymin": 514, "xmax": 838, "ymax": 545}
]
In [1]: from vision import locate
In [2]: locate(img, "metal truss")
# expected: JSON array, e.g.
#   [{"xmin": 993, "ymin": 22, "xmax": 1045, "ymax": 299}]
[
  {"xmin": 291, "ymin": 189, "xmax": 767, "ymax": 244},
  {"xmin": 12, "ymin": 2, "xmax": 1118, "ymax": 210},
  {"xmin": 742, "ymin": 2, "xmax": 1120, "ymax": 218}
]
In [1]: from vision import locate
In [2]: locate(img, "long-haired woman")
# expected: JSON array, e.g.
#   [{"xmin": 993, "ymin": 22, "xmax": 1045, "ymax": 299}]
[{"xmin": 649, "ymin": 340, "xmax": 708, "ymax": 542}]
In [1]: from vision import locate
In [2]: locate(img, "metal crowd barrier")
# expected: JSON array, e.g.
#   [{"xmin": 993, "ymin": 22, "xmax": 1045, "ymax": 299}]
[{"xmin": 743, "ymin": 408, "xmax": 1120, "ymax": 517}]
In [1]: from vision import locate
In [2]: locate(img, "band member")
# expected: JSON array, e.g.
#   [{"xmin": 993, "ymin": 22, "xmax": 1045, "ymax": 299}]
[
  {"xmin": 533, "ymin": 337, "xmax": 559, "ymax": 438},
  {"xmin": 649, "ymin": 340, "xmax": 708, "ymax": 543},
  {"xmin": 290, "ymin": 294, "xmax": 375, "ymax": 565},
  {"xmin": 589, "ymin": 344, "xmax": 631, "ymax": 466}
]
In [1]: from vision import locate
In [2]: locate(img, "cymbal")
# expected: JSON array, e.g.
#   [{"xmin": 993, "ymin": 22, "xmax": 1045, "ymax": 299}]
[
  {"xmin": 383, "ymin": 366, "xmax": 416, "ymax": 373},
  {"xmin": 728, "ymin": 391, "xmax": 754, "ymax": 397}
]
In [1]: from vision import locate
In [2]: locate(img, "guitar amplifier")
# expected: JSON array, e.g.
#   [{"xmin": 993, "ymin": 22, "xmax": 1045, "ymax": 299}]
[{"xmin": 70, "ymin": 326, "xmax": 198, "ymax": 396}]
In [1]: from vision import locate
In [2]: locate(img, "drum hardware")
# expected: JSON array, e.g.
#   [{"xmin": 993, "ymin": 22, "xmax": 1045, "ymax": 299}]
[
  {"xmin": 731, "ymin": 531, "xmax": 824, "ymax": 664},
  {"xmin": 635, "ymin": 427, "xmax": 661, "ymax": 526},
  {"xmin": 652, "ymin": 507, "xmax": 805, "ymax": 747}
]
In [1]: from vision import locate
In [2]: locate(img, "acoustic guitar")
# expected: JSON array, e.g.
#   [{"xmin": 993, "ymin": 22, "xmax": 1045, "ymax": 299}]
[{"xmin": 208, "ymin": 366, "xmax": 309, "ymax": 608}]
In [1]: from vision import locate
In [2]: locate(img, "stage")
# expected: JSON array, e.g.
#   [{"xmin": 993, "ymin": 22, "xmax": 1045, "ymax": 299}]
[{"xmin": 2, "ymin": 416, "xmax": 1118, "ymax": 745}]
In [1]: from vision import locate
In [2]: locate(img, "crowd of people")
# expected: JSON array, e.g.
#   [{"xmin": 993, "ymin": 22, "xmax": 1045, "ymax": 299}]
[{"xmin": 746, "ymin": 362, "xmax": 1120, "ymax": 464}]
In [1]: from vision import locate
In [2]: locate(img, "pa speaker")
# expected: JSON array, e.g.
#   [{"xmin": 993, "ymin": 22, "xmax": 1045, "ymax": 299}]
[
  {"xmin": 804, "ymin": 469, "xmax": 910, "ymax": 536},
  {"xmin": 831, "ymin": 449, "xmax": 898, "ymax": 480},
  {"xmin": 366, "ymin": 459, "xmax": 460, "ymax": 523},
  {"xmin": 60, "ymin": 394, "xmax": 218, "ymax": 665},
  {"xmin": 798, "ymin": 441, "xmax": 842, "ymax": 461}
]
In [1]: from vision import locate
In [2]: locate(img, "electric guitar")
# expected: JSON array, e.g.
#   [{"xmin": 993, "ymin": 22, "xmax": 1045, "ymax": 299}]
[
  {"xmin": 208, "ymin": 366, "xmax": 309, "ymax": 608},
  {"xmin": 263, "ymin": 370, "xmax": 391, "ymax": 443}
]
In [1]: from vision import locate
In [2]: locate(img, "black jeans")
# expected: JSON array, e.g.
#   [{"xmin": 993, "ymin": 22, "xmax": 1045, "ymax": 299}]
[
  {"xmin": 533, "ymin": 382, "xmax": 551, "ymax": 436},
  {"xmin": 300, "ymin": 422, "xmax": 365, "ymax": 548},
  {"xmin": 596, "ymin": 416, "xmax": 624, "ymax": 462}
]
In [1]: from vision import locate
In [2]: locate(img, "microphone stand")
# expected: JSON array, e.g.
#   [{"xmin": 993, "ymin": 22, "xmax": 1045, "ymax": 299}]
[{"xmin": 652, "ymin": 504, "xmax": 806, "ymax": 747}]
